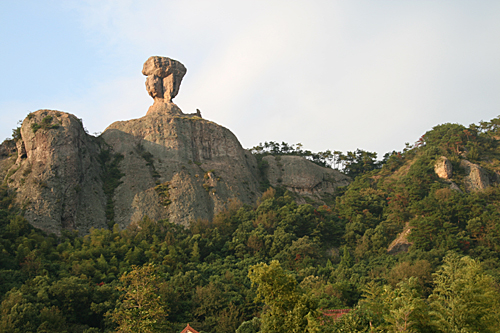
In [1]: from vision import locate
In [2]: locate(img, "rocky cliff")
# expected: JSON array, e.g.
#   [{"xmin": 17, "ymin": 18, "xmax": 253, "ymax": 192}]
[
  {"xmin": 0, "ymin": 56, "xmax": 348, "ymax": 234},
  {"xmin": 101, "ymin": 108, "xmax": 261, "ymax": 230},
  {"xmin": 2, "ymin": 110, "xmax": 107, "ymax": 234},
  {"xmin": 262, "ymin": 155, "xmax": 350, "ymax": 204}
]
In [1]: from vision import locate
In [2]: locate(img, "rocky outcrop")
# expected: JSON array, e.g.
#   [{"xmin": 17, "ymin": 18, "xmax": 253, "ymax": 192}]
[
  {"xmin": 387, "ymin": 223, "xmax": 413, "ymax": 255},
  {"xmin": 434, "ymin": 156, "xmax": 452, "ymax": 179},
  {"xmin": 449, "ymin": 181, "xmax": 463, "ymax": 193},
  {"xmin": 433, "ymin": 156, "xmax": 464, "ymax": 192},
  {"xmin": 1, "ymin": 56, "xmax": 352, "ymax": 234},
  {"xmin": 460, "ymin": 160, "xmax": 490, "ymax": 192},
  {"xmin": 99, "ymin": 56, "xmax": 262, "ymax": 229},
  {"xmin": 3, "ymin": 104, "xmax": 262, "ymax": 233},
  {"xmin": 5, "ymin": 110, "xmax": 107, "ymax": 234},
  {"xmin": 433, "ymin": 157, "xmax": 494, "ymax": 193},
  {"xmin": 102, "ymin": 114, "xmax": 261, "ymax": 229},
  {"xmin": 262, "ymin": 155, "xmax": 350, "ymax": 204}
]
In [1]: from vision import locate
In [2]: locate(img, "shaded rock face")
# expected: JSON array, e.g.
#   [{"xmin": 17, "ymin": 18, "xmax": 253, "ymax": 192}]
[
  {"xmin": 0, "ymin": 140, "xmax": 16, "ymax": 158},
  {"xmin": 460, "ymin": 160, "xmax": 490, "ymax": 192},
  {"xmin": 434, "ymin": 156, "xmax": 452, "ymax": 179},
  {"xmin": 449, "ymin": 182, "xmax": 463, "ymax": 193},
  {"xmin": 262, "ymin": 155, "xmax": 350, "ymax": 204},
  {"xmin": 5, "ymin": 110, "xmax": 107, "ymax": 234}
]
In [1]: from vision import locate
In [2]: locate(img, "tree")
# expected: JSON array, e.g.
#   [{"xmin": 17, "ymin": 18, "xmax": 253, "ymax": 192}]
[
  {"xmin": 429, "ymin": 253, "xmax": 500, "ymax": 333},
  {"xmin": 382, "ymin": 278, "xmax": 430, "ymax": 333},
  {"xmin": 248, "ymin": 260, "xmax": 320, "ymax": 333},
  {"xmin": 423, "ymin": 123, "xmax": 468, "ymax": 155},
  {"xmin": 236, "ymin": 317, "xmax": 261, "ymax": 333},
  {"xmin": 0, "ymin": 289, "xmax": 40, "ymax": 333},
  {"xmin": 110, "ymin": 264, "xmax": 169, "ymax": 333},
  {"xmin": 342, "ymin": 149, "xmax": 380, "ymax": 178},
  {"xmin": 360, "ymin": 278, "xmax": 432, "ymax": 333}
]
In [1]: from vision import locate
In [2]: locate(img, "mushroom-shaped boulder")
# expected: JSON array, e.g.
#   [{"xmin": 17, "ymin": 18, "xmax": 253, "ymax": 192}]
[{"xmin": 142, "ymin": 56, "xmax": 187, "ymax": 102}]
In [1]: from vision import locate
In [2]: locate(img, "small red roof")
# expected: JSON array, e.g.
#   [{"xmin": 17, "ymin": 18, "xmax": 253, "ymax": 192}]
[
  {"xmin": 180, "ymin": 324, "xmax": 200, "ymax": 333},
  {"xmin": 322, "ymin": 309, "xmax": 351, "ymax": 320}
]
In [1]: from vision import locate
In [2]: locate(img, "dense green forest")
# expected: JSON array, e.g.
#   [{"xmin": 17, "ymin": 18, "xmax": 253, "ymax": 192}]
[{"xmin": 2, "ymin": 117, "xmax": 500, "ymax": 332}]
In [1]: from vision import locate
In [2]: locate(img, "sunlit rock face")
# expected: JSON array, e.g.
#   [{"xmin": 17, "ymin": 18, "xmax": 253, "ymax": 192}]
[
  {"xmin": 142, "ymin": 56, "xmax": 186, "ymax": 117},
  {"xmin": 434, "ymin": 156, "xmax": 452, "ymax": 180}
]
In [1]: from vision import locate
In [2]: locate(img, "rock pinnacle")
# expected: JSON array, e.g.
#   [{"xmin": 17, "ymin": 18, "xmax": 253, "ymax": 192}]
[{"xmin": 142, "ymin": 56, "xmax": 186, "ymax": 116}]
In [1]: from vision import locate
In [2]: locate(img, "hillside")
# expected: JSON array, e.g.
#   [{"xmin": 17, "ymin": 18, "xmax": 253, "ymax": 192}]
[{"xmin": 0, "ymin": 57, "xmax": 500, "ymax": 332}]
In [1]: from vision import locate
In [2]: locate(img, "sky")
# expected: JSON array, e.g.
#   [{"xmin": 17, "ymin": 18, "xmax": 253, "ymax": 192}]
[{"xmin": 1, "ymin": 0, "xmax": 499, "ymax": 157}]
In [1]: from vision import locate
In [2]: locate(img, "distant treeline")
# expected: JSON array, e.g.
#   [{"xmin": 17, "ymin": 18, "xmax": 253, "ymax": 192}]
[{"xmin": 250, "ymin": 141, "xmax": 381, "ymax": 178}]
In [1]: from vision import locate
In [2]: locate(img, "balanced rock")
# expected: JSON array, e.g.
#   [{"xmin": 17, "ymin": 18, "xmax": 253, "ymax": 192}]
[
  {"xmin": 143, "ymin": 56, "xmax": 187, "ymax": 116},
  {"xmin": 143, "ymin": 56, "xmax": 186, "ymax": 101},
  {"xmin": 101, "ymin": 56, "xmax": 261, "ymax": 229}
]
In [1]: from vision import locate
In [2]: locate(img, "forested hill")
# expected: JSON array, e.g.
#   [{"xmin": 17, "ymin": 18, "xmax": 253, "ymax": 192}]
[{"xmin": 1, "ymin": 117, "xmax": 500, "ymax": 332}]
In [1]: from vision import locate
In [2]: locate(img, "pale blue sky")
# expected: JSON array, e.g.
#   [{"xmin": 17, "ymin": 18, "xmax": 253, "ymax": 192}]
[{"xmin": 1, "ymin": 1, "xmax": 499, "ymax": 157}]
